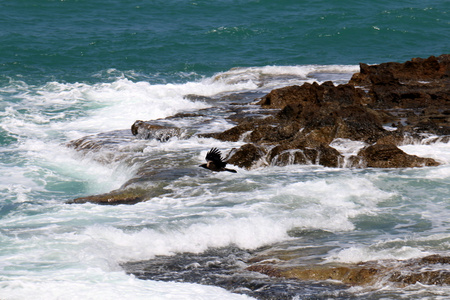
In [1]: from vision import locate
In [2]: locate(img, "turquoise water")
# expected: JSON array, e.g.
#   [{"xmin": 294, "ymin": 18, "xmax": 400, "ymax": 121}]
[
  {"xmin": 1, "ymin": 0, "xmax": 449, "ymax": 84},
  {"xmin": 1, "ymin": 1, "xmax": 449, "ymax": 299}
]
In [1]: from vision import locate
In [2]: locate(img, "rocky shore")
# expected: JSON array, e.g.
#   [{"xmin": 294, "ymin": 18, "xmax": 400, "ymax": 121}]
[
  {"xmin": 67, "ymin": 55, "xmax": 449, "ymax": 298},
  {"xmin": 68, "ymin": 54, "xmax": 449, "ymax": 205}
]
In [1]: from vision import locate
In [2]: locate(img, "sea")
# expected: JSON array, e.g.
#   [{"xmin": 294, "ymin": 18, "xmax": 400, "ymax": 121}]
[{"xmin": 1, "ymin": 1, "xmax": 449, "ymax": 299}]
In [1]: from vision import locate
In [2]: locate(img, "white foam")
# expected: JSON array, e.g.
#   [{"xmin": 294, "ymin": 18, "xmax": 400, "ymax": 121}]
[
  {"xmin": 0, "ymin": 269, "xmax": 253, "ymax": 300},
  {"xmin": 82, "ymin": 216, "xmax": 289, "ymax": 263},
  {"xmin": 330, "ymin": 138, "xmax": 368, "ymax": 167},
  {"xmin": 326, "ymin": 244, "xmax": 431, "ymax": 264},
  {"xmin": 1, "ymin": 64, "xmax": 359, "ymax": 142},
  {"xmin": 39, "ymin": 79, "xmax": 212, "ymax": 134},
  {"xmin": 213, "ymin": 65, "xmax": 359, "ymax": 82},
  {"xmin": 400, "ymin": 141, "xmax": 450, "ymax": 165},
  {"xmin": 330, "ymin": 138, "xmax": 367, "ymax": 157},
  {"xmin": 211, "ymin": 64, "xmax": 359, "ymax": 91},
  {"xmin": 266, "ymin": 175, "xmax": 394, "ymax": 232},
  {"xmin": 14, "ymin": 139, "xmax": 131, "ymax": 195}
]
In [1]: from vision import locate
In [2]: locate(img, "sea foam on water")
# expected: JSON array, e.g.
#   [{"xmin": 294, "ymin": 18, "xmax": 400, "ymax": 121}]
[{"xmin": 1, "ymin": 65, "xmax": 449, "ymax": 299}]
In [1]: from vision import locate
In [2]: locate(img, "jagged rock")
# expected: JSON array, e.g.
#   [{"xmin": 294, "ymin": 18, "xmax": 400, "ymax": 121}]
[
  {"xmin": 214, "ymin": 81, "xmax": 390, "ymax": 168},
  {"xmin": 349, "ymin": 55, "xmax": 450, "ymax": 87},
  {"xmin": 258, "ymin": 81, "xmax": 367, "ymax": 109},
  {"xmin": 122, "ymin": 246, "xmax": 351, "ymax": 300},
  {"xmin": 349, "ymin": 55, "xmax": 450, "ymax": 111},
  {"xmin": 209, "ymin": 121, "xmax": 259, "ymax": 142},
  {"xmin": 314, "ymin": 144, "xmax": 343, "ymax": 167},
  {"xmin": 66, "ymin": 55, "xmax": 449, "ymax": 208},
  {"xmin": 209, "ymin": 55, "xmax": 449, "ymax": 169},
  {"xmin": 350, "ymin": 143, "xmax": 439, "ymax": 168}
]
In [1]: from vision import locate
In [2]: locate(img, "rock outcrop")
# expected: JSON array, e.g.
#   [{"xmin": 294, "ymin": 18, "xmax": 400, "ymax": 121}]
[
  {"xmin": 349, "ymin": 143, "xmax": 440, "ymax": 168},
  {"xmin": 210, "ymin": 55, "xmax": 449, "ymax": 169}
]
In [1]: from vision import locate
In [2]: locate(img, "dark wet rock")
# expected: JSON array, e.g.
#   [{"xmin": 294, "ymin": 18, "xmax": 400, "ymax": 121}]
[
  {"xmin": 268, "ymin": 147, "xmax": 313, "ymax": 166},
  {"xmin": 314, "ymin": 144, "xmax": 343, "ymax": 167},
  {"xmin": 348, "ymin": 55, "xmax": 450, "ymax": 134},
  {"xmin": 214, "ymin": 81, "xmax": 389, "ymax": 169},
  {"xmin": 123, "ymin": 245, "xmax": 450, "ymax": 299},
  {"xmin": 122, "ymin": 247, "xmax": 352, "ymax": 300},
  {"xmin": 131, "ymin": 120, "xmax": 184, "ymax": 141},
  {"xmin": 266, "ymin": 144, "xmax": 342, "ymax": 168},
  {"xmin": 350, "ymin": 143, "xmax": 439, "ymax": 168}
]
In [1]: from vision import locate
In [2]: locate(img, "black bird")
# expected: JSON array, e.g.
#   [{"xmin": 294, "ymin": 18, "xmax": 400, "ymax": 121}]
[{"xmin": 200, "ymin": 148, "xmax": 237, "ymax": 173}]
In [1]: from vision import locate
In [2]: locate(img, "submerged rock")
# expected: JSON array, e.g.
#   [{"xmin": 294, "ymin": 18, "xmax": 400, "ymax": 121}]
[
  {"xmin": 67, "ymin": 168, "xmax": 202, "ymax": 205},
  {"xmin": 123, "ymin": 245, "xmax": 450, "ymax": 299},
  {"xmin": 131, "ymin": 120, "xmax": 184, "ymax": 141},
  {"xmin": 122, "ymin": 247, "xmax": 352, "ymax": 300},
  {"xmin": 69, "ymin": 187, "xmax": 151, "ymax": 205}
]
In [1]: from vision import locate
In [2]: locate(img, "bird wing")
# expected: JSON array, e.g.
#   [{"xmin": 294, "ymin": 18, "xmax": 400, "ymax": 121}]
[{"xmin": 205, "ymin": 147, "xmax": 227, "ymax": 168}]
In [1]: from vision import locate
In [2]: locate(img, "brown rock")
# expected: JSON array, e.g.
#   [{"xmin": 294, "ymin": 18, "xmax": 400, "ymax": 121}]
[
  {"xmin": 258, "ymin": 81, "xmax": 366, "ymax": 109},
  {"xmin": 349, "ymin": 54, "xmax": 450, "ymax": 87},
  {"xmin": 226, "ymin": 144, "xmax": 266, "ymax": 169},
  {"xmin": 316, "ymin": 144, "xmax": 343, "ymax": 167},
  {"xmin": 280, "ymin": 265, "xmax": 379, "ymax": 285},
  {"xmin": 354, "ymin": 143, "xmax": 439, "ymax": 168},
  {"xmin": 211, "ymin": 65, "xmax": 446, "ymax": 168},
  {"xmin": 389, "ymin": 254, "xmax": 450, "ymax": 285},
  {"xmin": 349, "ymin": 55, "xmax": 450, "ymax": 111},
  {"xmin": 247, "ymin": 254, "xmax": 450, "ymax": 287}
]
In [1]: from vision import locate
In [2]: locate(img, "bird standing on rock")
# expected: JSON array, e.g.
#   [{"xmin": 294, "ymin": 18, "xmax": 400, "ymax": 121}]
[{"xmin": 200, "ymin": 148, "xmax": 237, "ymax": 173}]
